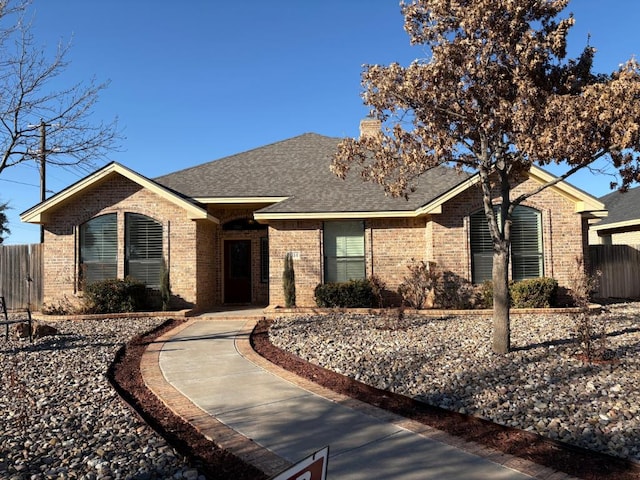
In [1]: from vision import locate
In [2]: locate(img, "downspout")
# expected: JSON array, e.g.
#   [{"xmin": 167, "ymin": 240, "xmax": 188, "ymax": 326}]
[
  {"xmin": 369, "ymin": 222, "xmax": 374, "ymax": 278},
  {"xmin": 73, "ymin": 225, "xmax": 77, "ymax": 294}
]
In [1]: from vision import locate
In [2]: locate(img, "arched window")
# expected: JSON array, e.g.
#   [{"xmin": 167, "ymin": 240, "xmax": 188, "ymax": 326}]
[
  {"xmin": 80, "ymin": 214, "xmax": 117, "ymax": 285},
  {"xmin": 470, "ymin": 206, "xmax": 543, "ymax": 284},
  {"xmin": 125, "ymin": 213, "xmax": 163, "ymax": 288}
]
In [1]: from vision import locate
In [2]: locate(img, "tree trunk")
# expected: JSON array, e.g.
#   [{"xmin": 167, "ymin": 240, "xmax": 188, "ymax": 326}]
[{"xmin": 492, "ymin": 245, "xmax": 511, "ymax": 354}]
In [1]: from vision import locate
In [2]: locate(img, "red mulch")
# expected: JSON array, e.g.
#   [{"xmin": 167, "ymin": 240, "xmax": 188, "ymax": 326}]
[
  {"xmin": 250, "ymin": 318, "xmax": 640, "ymax": 480},
  {"xmin": 107, "ymin": 318, "xmax": 268, "ymax": 480},
  {"xmin": 109, "ymin": 317, "xmax": 640, "ymax": 480}
]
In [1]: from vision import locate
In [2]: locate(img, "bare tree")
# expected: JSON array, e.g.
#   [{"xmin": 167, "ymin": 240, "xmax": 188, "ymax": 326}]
[
  {"xmin": 332, "ymin": 0, "xmax": 640, "ymax": 353},
  {"xmin": 0, "ymin": 0, "xmax": 120, "ymax": 177}
]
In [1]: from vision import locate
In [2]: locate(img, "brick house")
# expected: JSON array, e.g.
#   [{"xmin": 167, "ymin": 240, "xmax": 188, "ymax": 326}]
[{"xmin": 21, "ymin": 129, "xmax": 606, "ymax": 312}]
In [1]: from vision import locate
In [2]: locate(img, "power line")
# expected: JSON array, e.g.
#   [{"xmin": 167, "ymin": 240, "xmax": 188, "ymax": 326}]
[{"xmin": 0, "ymin": 177, "xmax": 40, "ymax": 188}]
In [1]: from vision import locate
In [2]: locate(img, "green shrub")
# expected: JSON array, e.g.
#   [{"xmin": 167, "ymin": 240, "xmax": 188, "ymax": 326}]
[
  {"xmin": 314, "ymin": 279, "xmax": 375, "ymax": 308},
  {"xmin": 83, "ymin": 277, "xmax": 147, "ymax": 313},
  {"xmin": 510, "ymin": 277, "xmax": 558, "ymax": 308},
  {"xmin": 481, "ymin": 277, "xmax": 558, "ymax": 308},
  {"xmin": 437, "ymin": 270, "xmax": 476, "ymax": 309},
  {"xmin": 480, "ymin": 280, "xmax": 496, "ymax": 308}
]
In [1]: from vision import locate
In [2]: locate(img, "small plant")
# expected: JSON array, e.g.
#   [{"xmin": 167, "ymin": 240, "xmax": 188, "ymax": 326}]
[
  {"xmin": 481, "ymin": 277, "xmax": 558, "ymax": 308},
  {"xmin": 397, "ymin": 260, "xmax": 439, "ymax": 309},
  {"xmin": 368, "ymin": 274, "xmax": 386, "ymax": 308},
  {"xmin": 568, "ymin": 256, "xmax": 606, "ymax": 363},
  {"xmin": 480, "ymin": 280, "xmax": 496, "ymax": 308},
  {"xmin": 376, "ymin": 306, "xmax": 406, "ymax": 331},
  {"xmin": 283, "ymin": 253, "xmax": 296, "ymax": 308},
  {"xmin": 83, "ymin": 277, "xmax": 146, "ymax": 313},
  {"xmin": 42, "ymin": 294, "xmax": 82, "ymax": 315},
  {"xmin": 568, "ymin": 256, "xmax": 601, "ymax": 309}
]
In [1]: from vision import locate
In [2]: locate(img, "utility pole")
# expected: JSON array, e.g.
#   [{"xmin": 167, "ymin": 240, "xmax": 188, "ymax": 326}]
[
  {"xmin": 38, "ymin": 120, "xmax": 47, "ymax": 244},
  {"xmin": 39, "ymin": 120, "xmax": 46, "ymax": 243},
  {"xmin": 29, "ymin": 119, "xmax": 51, "ymax": 244}
]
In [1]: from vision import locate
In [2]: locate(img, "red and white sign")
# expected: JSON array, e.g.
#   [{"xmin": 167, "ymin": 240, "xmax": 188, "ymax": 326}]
[{"xmin": 271, "ymin": 446, "xmax": 329, "ymax": 480}]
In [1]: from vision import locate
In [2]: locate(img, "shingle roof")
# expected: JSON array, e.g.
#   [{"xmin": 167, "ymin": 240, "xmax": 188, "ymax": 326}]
[
  {"xmin": 596, "ymin": 186, "xmax": 640, "ymax": 227},
  {"xmin": 154, "ymin": 133, "xmax": 470, "ymax": 214}
]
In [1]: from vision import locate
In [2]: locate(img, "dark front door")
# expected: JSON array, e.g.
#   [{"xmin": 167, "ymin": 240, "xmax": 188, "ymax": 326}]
[{"xmin": 224, "ymin": 240, "xmax": 252, "ymax": 303}]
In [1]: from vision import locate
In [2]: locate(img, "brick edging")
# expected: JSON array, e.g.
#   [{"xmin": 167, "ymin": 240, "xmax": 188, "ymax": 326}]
[
  {"xmin": 139, "ymin": 318, "xmax": 291, "ymax": 477},
  {"xmin": 236, "ymin": 319, "xmax": 579, "ymax": 480}
]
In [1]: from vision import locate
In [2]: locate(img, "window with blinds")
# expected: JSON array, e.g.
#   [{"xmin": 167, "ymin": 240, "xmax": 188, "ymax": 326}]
[
  {"xmin": 324, "ymin": 221, "xmax": 365, "ymax": 283},
  {"xmin": 80, "ymin": 214, "xmax": 117, "ymax": 285},
  {"xmin": 470, "ymin": 211, "xmax": 494, "ymax": 284},
  {"xmin": 125, "ymin": 213, "xmax": 163, "ymax": 288},
  {"xmin": 511, "ymin": 207, "xmax": 543, "ymax": 280},
  {"xmin": 470, "ymin": 206, "xmax": 543, "ymax": 284}
]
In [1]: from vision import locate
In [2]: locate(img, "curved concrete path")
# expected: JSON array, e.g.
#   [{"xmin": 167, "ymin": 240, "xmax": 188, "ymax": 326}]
[{"xmin": 141, "ymin": 313, "xmax": 577, "ymax": 479}]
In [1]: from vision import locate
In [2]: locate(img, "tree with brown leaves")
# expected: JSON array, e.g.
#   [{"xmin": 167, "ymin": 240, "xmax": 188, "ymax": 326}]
[{"xmin": 332, "ymin": 0, "xmax": 640, "ymax": 353}]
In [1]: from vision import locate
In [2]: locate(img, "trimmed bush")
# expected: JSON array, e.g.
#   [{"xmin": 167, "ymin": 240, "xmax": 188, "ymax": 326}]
[
  {"xmin": 481, "ymin": 277, "xmax": 558, "ymax": 308},
  {"xmin": 510, "ymin": 277, "xmax": 558, "ymax": 308},
  {"xmin": 314, "ymin": 279, "xmax": 375, "ymax": 308},
  {"xmin": 83, "ymin": 277, "xmax": 147, "ymax": 314},
  {"xmin": 480, "ymin": 280, "xmax": 496, "ymax": 308}
]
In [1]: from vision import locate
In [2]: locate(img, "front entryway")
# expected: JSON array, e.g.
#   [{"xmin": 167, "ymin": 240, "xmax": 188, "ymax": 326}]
[{"xmin": 224, "ymin": 240, "xmax": 252, "ymax": 303}]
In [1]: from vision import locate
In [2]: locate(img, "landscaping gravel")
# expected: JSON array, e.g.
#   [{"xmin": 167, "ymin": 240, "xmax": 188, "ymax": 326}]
[
  {"xmin": 269, "ymin": 302, "xmax": 640, "ymax": 462},
  {"xmin": 0, "ymin": 317, "xmax": 204, "ymax": 480}
]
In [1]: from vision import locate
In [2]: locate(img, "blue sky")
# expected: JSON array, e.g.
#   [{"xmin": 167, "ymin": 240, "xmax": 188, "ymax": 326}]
[{"xmin": 1, "ymin": 0, "xmax": 639, "ymax": 244}]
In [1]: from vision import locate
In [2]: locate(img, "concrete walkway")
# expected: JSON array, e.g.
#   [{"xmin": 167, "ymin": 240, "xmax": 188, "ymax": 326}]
[{"xmin": 140, "ymin": 312, "xmax": 575, "ymax": 479}]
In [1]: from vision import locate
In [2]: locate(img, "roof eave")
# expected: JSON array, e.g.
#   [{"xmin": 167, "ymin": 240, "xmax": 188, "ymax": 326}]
[
  {"xmin": 254, "ymin": 210, "xmax": 419, "ymax": 222},
  {"xmin": 528, "ymin": 166, "xmax": 606, "ymax": 213},
  {"xmin": 591, "ymin": 218, "xmax": 640, "ymax": 232},
  {"xmin": 20, "ymin": 162, "xmax": 219, "ymax": 225}
]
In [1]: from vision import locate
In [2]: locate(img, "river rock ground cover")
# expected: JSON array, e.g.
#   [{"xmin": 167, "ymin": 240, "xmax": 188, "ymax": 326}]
[
  {"xmin": 0, "ymin": 317, "xmax": 205, "ymax": 480},
  {"xmin": 268, "ymin": 302, "xmax": 640, "ymax": 464}
]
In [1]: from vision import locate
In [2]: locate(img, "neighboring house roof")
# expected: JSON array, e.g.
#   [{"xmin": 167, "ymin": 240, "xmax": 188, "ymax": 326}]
[
  {"xmin": 21, "ymin": 132, "xmax": 607, "ymax": 225},
  {"xmin": 20, "ymin": 162, "xmax": 217, "ymax": 224},
  {"xmin": 591, "ymin": 186, "xmax": 640, "ymax": 232}
]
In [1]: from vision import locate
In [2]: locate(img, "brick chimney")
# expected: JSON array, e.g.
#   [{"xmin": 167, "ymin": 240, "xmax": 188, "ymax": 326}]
[{"xmin": 359, "ymin": 116, "xmax": 381, "ymax": 139}]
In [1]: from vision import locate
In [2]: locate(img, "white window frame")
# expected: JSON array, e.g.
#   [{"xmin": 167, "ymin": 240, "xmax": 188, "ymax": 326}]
[
  {"xmin": 323, "ymin": 220, "xmax": 365, "ymax": 283},
  {"xmin": 79, "ymin": 213, "xmax": 118, "ymax": 286}
]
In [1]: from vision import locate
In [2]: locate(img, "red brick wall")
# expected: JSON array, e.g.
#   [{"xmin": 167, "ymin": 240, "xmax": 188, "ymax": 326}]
[
  {"xmin": 42, "ymin": 172, "xmax": 589, "ymax": 311},
  {"xmin": 267, "ymin": 220, "xmax": 323, "ymax": 307},
  {"xmin": 267, "ymin": 218, "xmax": 426, "ymax": 307},
  {"xmin": 43, "ymin": 175, "xmax": 202, "ymax": 310},
  {"xmin": 430, "ymin": 178, "xmax": 586, "ymax": 289},
  {"xmin": 41, "ymin": 175, "xmax": 274, "ymax": 311},
  {"xmin": 366, "ymin": 217, "xmax": 426, "ymax": 304}
]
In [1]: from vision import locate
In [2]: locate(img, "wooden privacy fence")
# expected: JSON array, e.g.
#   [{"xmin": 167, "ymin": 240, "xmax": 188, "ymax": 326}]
[
  {"xmin": 0, "ymin": 244, "xmax": 43, "ymax": 310},
  {"xmin": 589, "ymin": 244, "xmax": 640, "ymax": 300}
]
